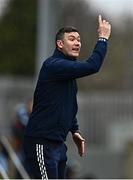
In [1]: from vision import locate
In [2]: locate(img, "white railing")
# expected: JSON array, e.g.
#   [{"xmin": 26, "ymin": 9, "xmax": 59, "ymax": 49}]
[
  {"xmin": 0, "ymin": 163, "xmax": 9, "ymax": 179},
  {"xmin": 0, "ymin": 135, "xmax": 30, "ymax": 179}
]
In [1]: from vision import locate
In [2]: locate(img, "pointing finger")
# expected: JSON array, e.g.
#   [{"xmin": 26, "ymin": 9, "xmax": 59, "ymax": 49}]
[{"xmin": 98, "ymin": 14, "xmax": 102, "ymax": 25}]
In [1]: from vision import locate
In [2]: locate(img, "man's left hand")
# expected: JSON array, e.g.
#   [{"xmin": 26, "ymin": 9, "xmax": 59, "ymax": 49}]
[{"xmin": 72, "ymin": 132, "xmax": 85, "ymax": 156}]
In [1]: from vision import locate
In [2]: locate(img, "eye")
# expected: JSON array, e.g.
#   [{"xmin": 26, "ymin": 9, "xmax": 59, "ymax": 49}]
[
  {"xmin": 69, "ymin": 37, "xmax": 75, "ymax": 41},
  {"xmin": 77, "ymin": 38, "xmax": 81, "ymax": 42}
]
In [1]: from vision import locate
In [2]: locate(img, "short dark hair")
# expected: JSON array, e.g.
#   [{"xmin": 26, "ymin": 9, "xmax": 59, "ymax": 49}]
[{"xmin": 55, "ymin": 26, "xmax": 79, "ymax": 44}]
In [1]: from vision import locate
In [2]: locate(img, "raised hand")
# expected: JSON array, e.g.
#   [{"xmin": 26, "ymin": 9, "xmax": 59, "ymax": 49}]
[{"xmin": 98, "ymin": 15, "xmax": 111, "ymax": 39}]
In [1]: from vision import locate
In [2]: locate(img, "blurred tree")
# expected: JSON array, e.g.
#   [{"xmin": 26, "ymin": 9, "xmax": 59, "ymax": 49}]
[
  {"xmin": 0, "ymin": 0, "xmax": 37, "ymax": 76},
  {"xmin": 0, "ymin": 0, "xmax": 132, "ymax": 91}
]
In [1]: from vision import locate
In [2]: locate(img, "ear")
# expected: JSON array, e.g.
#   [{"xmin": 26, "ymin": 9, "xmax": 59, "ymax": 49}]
[{"xmin": 56, "ymin": 40, "xmax": 63, "ymax": 49}]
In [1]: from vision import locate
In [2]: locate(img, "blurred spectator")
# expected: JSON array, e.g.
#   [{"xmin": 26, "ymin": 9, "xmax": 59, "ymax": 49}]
[
  {"xmin": 11, "ymin": 99, "xmax": 32, "ymax": 153},
  {"xmin": 11, "ymin": 98, "xmax": 32, "ymax": 178}
]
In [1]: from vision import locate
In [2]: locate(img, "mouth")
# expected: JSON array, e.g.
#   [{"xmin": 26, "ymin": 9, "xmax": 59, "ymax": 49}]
[{"xmin": 72, "ymin": 47, "xmax": 80, "ymax": 53}]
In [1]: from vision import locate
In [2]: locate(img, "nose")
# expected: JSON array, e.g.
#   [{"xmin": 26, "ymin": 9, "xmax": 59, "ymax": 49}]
[{"xmin": 75, "ymin": 40, "xmax": 80, "ymax": 46}]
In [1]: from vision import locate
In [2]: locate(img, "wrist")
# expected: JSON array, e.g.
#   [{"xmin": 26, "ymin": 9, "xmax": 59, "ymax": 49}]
[
  {"xmin": 72, "ymin": 130, "xmax": 81, "ymax": 135},
  {"xmin": 98, "ymin": 37, "xmax": 108, "ymax": 42}
]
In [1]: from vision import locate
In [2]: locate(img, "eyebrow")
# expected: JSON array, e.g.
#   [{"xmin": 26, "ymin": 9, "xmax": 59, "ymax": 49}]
[{"xmin": 68, "ymin": 35, "xmax": 80, "ymax": 39}]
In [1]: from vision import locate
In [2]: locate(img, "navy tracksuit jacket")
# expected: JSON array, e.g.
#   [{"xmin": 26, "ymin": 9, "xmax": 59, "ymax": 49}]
[
  {"xmin": 24, "ymin": 39, "xmax": 107, "ymax": 141},
  {"xmin": 24, "ymin": 38, "xmax": 108, "ymax": 179}
]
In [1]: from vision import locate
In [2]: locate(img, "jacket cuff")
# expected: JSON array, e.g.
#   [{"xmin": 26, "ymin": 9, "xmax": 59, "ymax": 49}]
[
  {"xmin": 98, "ymin": 37, "xmax": 108, "ymax": 42},
  {"xmin": 71, "ymin": 129, "xmax": 81, "ymax": 135}
]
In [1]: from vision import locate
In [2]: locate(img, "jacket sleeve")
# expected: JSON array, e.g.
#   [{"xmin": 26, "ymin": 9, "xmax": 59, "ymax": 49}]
[
  {"xmin": 46, "ymin": 40, "xmax": 107, "ymax": 80},
  {"xmin": 70, "ymin": 117, "xmax": 79, "ymax": 134}
]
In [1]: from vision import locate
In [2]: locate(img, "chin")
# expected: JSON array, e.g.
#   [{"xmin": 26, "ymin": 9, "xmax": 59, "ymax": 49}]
[{"xmin": 70, "ymin": 53, "xmax": 79, "ymax": 58}]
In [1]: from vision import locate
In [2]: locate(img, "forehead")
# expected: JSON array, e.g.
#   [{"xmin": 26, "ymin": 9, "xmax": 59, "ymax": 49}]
[{"xmin": 64, "ymin": 32, "xmax": 80, "ymax": 38}]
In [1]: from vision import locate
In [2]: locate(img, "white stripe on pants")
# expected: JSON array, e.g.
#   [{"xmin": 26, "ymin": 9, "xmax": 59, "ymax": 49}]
[{"xmin": 36, "ymin": 144, "xmax": 48, "ymax": 179}]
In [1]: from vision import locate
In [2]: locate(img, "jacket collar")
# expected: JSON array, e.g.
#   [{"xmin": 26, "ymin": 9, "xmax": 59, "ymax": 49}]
[{"xmin": 52, "ymin": 48, "xmax": 77, "ymax": 61}]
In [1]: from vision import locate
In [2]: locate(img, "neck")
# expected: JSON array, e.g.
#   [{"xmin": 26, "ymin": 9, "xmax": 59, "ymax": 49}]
[{"xmin": 53, "ymin": 48, "xmax": 77, "ymax": 61}]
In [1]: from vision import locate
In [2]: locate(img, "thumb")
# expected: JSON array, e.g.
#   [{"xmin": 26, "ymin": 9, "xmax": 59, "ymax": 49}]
[{"xmin": 74, "ymin": 133, "xmax": 85, "ymax": 141}]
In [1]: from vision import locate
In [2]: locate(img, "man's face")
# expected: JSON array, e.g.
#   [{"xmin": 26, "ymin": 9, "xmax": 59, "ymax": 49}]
[{"xmin": 57, "ymin": 32, "xmax": 81, "ymax": 58}]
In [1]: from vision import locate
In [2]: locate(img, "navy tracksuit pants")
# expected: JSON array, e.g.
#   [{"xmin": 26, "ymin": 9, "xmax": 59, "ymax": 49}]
[{"xmin": 23, "ymin": 137, "xmax": 67, "ymax": 179}]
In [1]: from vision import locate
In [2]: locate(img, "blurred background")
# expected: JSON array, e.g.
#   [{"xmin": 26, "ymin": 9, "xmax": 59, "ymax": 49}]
[{"xmin": 0, "ymin": 0, "xmax": 133, "ymax": 178}]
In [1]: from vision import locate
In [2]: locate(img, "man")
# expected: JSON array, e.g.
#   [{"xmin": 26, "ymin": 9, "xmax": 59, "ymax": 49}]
[{"xmin": 23, "ymin": 15, "xmax": 111, "ymax": 179}]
